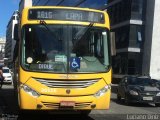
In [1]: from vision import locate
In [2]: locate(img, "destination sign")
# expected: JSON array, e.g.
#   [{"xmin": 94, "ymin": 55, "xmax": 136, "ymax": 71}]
[{"xmin": 28, "ymin": 9, "xmax": 104, "ymax": 23}]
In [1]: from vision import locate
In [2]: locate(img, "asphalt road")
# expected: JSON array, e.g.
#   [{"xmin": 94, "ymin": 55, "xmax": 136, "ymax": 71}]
[{"xmin": 0, "ymin": 84, "xmax": 160, "ymax": 120}]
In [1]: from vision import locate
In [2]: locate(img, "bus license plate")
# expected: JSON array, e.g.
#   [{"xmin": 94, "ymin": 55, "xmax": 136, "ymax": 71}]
[
  {"xmin": 60, "ymin": 101, "xmax": 75, "ymax": 107},
  {"xmin": 143, "ymin": 97, "xmax": 153, "ymax": 101}
]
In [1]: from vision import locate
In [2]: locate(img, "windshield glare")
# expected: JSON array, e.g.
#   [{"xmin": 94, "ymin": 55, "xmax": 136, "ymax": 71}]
[
  {"xmin": 2, "ymin": 69, "xmax": 10, "ymax": 73},
  {"xmin": 128, "ymin": 77, "xmax": 160, "ymax": 87},
  {"xmin": 21, "ymin": 24, "xmax": 110, "ymax": 73}
]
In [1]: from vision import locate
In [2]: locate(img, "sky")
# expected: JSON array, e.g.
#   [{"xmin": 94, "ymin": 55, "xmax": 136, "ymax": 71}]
[{"xmin": 0, "ymin": 0, "xmax": 19, "ymax": 37}]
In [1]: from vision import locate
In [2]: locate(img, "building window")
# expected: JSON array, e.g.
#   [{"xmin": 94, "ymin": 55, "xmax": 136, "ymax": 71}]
[
  {"xmin": 129, "ymin": 25, "xmax": 142, "ymax": 48},
  {"xmin": 115, "ymin": 25, "xmax": 129, "ymax": 49},
  {"xmin": 131, "ymin": 0, "xmax": 143, "ymax": 20},
  {"xmin": 128, "ymin": 59, "xmax": 136, "ymax": 75}
]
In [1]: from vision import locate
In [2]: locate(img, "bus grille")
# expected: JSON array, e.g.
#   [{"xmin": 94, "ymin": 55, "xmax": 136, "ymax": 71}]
[
  {"xmin": 140, "ymin": 92, "xmax": 156, "ymax": 96},
  {"xmin": 42, "ymin": 101, "xmax": 92, "ymax": 109},
  {"xmin": 36, "ymin": 78, "xmax": 100, "ymax": 88}
]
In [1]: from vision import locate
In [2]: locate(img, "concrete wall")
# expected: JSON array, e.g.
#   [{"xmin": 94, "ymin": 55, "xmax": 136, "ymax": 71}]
[
  {"xmin": 149, "ymin": 0, "xmax": 160, "ymax": 80},
  {"xmin": 142, "ymin": 0, "xmax": 155, "ymax": 77}
]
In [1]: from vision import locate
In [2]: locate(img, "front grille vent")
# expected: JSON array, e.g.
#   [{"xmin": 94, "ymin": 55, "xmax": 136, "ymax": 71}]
[
  {"xmin": 42, "ymin": 101, "xmax": 92, "ymax": 109},
  {"xmin": 140, "ymin": 92, "xmax": 156, "ymax": 96},
  {"xmin": 36, "ymin": 78, "xmax": 100, "ymax": 88}
]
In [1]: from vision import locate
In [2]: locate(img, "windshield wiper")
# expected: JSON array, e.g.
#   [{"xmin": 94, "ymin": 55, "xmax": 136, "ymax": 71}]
[
  {"xmin": 40, "ymin": 20, "xmax": 60, "ymax": 40},
  {"xmin": 73, "ymin": 22, "xmax": 94, "ymax": 41}
]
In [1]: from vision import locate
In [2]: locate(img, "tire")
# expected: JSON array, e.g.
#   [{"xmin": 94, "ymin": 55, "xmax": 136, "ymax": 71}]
[
  {"xmin": 155, "ymin": 103, "xmax": 160, "ymax": 107},
  {"xmin": 117, "ymin": 93, "xmax": 121, "ymax": 101},
  {"xmin": 124, "ymin": 95, "xmax": 130, "ymax": 106},
  {"xmin": 80, "ymin": 110, "xmax": 91, "ymax": 116},
  {"xmin": 0, "ymin": 81, "xmax": 3, "ymax": 89}
]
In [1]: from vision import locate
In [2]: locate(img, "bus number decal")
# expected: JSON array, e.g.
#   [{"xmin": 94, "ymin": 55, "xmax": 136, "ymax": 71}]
[
  {"xmin": 39, "ymin": 64, "xmax": 53, "ymax": 70},
  {"xmin": 37, "ymin": 11, "xmax": 54, "ymax": 19}
]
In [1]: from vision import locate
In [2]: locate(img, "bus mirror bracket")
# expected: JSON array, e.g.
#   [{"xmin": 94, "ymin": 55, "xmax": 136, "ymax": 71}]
[
  {"xmin": 13, "ymin": 24, "xmax": 19, "ymax": 41},
  {"xmin": 110, "ymin": 32, "xmax": 116, "ymax": 56}
]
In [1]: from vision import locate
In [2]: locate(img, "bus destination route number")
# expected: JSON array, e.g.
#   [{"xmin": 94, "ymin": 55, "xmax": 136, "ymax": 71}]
[
  {"xmin": 29, "ymin": 9, "xmax": 104, "ymax": 23},
  {"xmin": 37, "ymin": 11, "xmax": 83, "ymax": 21}
]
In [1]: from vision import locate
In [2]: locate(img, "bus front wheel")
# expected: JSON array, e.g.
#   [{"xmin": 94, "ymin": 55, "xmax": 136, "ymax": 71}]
[{"xmin": 80, "ymin": 110, "xmax": 91, "ymax": 116}]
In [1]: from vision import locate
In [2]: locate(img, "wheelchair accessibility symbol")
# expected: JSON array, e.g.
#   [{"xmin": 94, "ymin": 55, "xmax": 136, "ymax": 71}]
[{"xmin": 70, "ymin": 57, "xmax": 80, "ymax": 69}]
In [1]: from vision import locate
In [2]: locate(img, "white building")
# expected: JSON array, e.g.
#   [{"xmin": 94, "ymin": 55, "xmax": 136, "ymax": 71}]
[
  {"xmin": 0, "ymin": 37, "xmax": 6, "ymax": 66},
  {"xmin": 142, "ymin": 0, "xmax": 160, "ymax": 80}
]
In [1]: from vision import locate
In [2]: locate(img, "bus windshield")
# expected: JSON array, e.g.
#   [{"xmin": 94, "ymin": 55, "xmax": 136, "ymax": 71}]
[{"xmin": 21, "ymin": 24, "xmax": 110, "ymax": 73}]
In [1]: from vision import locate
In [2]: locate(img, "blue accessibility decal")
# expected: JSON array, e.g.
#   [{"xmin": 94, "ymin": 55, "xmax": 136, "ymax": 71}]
[{"xmin": 70, "ymin": 57, "xmax": 80, "ymax": 69}]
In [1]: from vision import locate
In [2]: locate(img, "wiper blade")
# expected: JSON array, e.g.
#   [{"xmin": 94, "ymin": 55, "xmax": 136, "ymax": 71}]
[
  {"xmin": 40, "ymin": 20, "xmax": 60, "ymax": 40},
  {"xmin": 73, "ymin": 22, "xmax": 94, "ymax": 40}
]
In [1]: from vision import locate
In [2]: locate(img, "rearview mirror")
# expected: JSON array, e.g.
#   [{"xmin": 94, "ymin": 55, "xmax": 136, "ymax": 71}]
[
  {"xmin": 13, "ymin": 24, "xmax": 19, "ymax": 41},
  {"xmin": 110, "ymin": 32, "xmax": 116, "ymax": 56}
]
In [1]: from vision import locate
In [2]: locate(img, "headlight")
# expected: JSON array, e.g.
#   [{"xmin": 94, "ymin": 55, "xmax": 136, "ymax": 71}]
[
  {"xmin": 21, "ymin": 84, "xmax": 40, "ymax": 98},
  {"xmin": 156, "ymin": 92, "xmax": 160, "ymax": 96},
  {"xmin": 94, "ymin": 85, "xmax": 111, "ymax": 97},
  {"xmin": 129, "ymin": 90, "xmax": 138, "ymax": 96}
]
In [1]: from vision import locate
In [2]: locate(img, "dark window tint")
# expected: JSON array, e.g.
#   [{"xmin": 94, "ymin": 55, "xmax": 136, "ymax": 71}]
[{"xmin": 2, "ymin": 69, "xmax": 9, "ymax": 73}]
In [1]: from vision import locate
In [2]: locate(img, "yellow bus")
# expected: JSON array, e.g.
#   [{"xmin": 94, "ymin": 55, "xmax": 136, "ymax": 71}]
[{"xmin": 13, "ymin": 6, "xmax": 111, "ymax": 114}]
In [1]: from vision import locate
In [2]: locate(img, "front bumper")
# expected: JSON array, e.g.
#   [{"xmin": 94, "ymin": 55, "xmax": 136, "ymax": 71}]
[
  {"xmin": 127, "ymin": 94, "xmax": 160, "ymax": 104},
  {"xmin": 19, "ymin": 88, "xmax": 111, "ymax": 110},
  {"xmin": 3, "ymin": 78, "xmax": 13, "ymax": 83}
]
